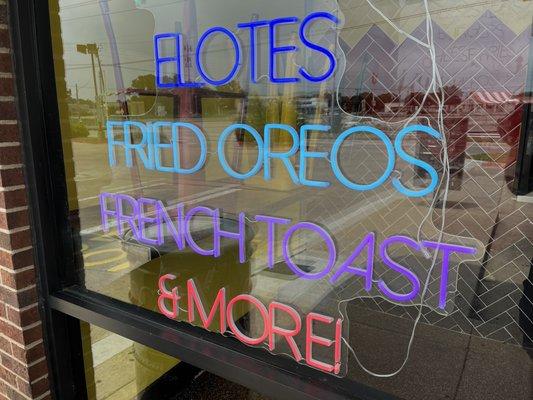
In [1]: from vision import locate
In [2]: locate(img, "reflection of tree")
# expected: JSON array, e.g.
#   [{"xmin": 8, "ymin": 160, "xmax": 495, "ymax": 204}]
[
  {"xmin": 131, "ymin": 74, "xmax": 156, "ymax": 90},
  {"xmin": 69, "ymin": 121, "xmax": 90, "ymax": 138},
  {"xmin": 442, "ymin": 85, "xmax": 463, "ymax": 105},
  {"xmin": 64, "ymin": 89, "xmax": 95, "ymax": 116},
  {"xmin": 337, "ymin": 92, "xmax": 374, "ymax": 114},
  {"xmin": 405, "ymin": 85, "xmax": 463, "ymax": 108},
  {"xmin": 129, "ymin": 74, "xmax": 157, "ymax": 116},
  {"xmin": 215, "ymin": 80, "xmax": 244, "ymax": 94},
  {"xmin": 377, "ymin": 92, "xmax": 394, "ymax": 104},
  {"xmin": 245, "ymin": 97, "xmax": 266, "ymax": 132}
]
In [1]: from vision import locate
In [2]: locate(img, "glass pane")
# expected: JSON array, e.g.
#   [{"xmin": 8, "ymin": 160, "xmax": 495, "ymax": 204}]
[
  {"xmin": 49, "ymin": 0, "xmax": 533, "ymax": 399},
  {"xmin": 81, "ymin": 322, "xmax": 271, "ymax": 399}
]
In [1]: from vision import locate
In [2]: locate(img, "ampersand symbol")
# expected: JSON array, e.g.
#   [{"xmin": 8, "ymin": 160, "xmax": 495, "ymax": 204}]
[{"xmin": 157, "ymin": 274, "xmax": 180, "ymax": 319}]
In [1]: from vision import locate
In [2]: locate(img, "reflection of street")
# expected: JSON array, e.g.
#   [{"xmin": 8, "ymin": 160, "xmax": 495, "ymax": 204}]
[
  {"xmin": 69, "ymin": 113, "xmax": 532, "ymax": 399},
  {"xmin": 49, "ymin": 0, "xmax": 533, "ymax": 397},
  {"xmin": 80, "ymin": 233, "xmax": 150, "ymax": 302},
  {"xmin": 87, "ymin": 324, "xmax": 270, "ymax": 400},
  {"xmin": 72, "ymin": 126, "xmax": 488, "ymax": 304}
]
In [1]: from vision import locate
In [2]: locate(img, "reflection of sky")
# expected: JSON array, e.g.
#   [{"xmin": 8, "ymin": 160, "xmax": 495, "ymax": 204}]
[{"xmin": 58, "ymin": 0, "xmax": 337, "ymax": 99}]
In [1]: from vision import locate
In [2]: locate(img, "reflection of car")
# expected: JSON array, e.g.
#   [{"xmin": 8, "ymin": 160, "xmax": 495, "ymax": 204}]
[
  {"xmin": 413, "ymin": 118, "xmax": 468, "ymax": 191},
  {"xmin": 413, "ymin": 96, "xmax": 469, "ymax": 191}
]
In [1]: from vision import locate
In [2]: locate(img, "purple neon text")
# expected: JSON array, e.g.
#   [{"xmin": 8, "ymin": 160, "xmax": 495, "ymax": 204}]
[{"xmin": 100, "ymin": 192, "xmax": 476, "ymax": 309}]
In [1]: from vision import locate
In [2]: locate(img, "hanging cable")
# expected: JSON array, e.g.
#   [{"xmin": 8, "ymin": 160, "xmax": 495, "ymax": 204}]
[{"xmin": 332, "ymin": 0, "xmax": 452, "ymax": 378}]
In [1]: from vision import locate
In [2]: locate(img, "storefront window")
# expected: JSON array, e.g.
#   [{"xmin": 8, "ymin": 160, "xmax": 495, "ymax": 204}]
[
  {"xmin": 80, "ymin": 322, "xmax": 270, "ymax": 399},
  {"xmin": 48, "ymin": 0, "xmax": 532, "ymax": 398}
]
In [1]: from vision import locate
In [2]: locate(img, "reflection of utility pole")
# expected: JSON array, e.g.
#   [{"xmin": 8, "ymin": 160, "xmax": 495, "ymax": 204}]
[
  {"xmin": 353, "ymin": 53, "xmax": 370, "ymax": 114},
  {"xmin": 94, "ymin": 48, "xmax": 108, "ymax": 124},
  {"xmin": 232, "ymin": 13, "xmax": 259, "ymax": 172},
  {"xmin": 77, "ymin": 43, "xmax": 104, "ymax": 139},
  {"xmin": 75, "ymin": 83, "xmax": 81, "ymax": 122},
  {"xmin": 99, "ymin": 0, "xmax": 140, "ymax": 200},
  {"xmin": 95, "ymin": 50, "xmax": 106, "ymax": 99},
  {"xmin": 99, "ymin": 0, "xmax": 130, "ymax": 117}
]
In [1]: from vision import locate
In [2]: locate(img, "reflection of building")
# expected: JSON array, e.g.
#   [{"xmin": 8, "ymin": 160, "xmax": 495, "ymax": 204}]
[
  {"xmin": 123, "ymin": 101, "xmax": 145, "ymax": 116},
  {"xmin": 119, "ymin": 87, "xmax": 245, "ymax": 119}
]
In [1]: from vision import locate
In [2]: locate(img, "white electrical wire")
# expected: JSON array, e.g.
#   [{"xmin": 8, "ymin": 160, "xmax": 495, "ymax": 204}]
[
  {"xmin": 114, "ymin": 0, "xmax": 461, "ymax": 378},
  {"xmin": 332, "ymin": 0, "xmax": 451, "ymax": 378},
  {"xmin": 332, "ymin": 1, "xmax": 436, "ymax": 129}
]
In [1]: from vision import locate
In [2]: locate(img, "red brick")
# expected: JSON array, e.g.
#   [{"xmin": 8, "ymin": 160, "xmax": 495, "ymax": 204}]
[
  {"xmin": 0, "ymin": 124, "xmax": 19, "ymax": 142},
  {"xmin": 14, "ymin": 230, "xmax": 32, "ymax": 250},
  {"xmin": 0, "ymin": 364, "xmax": 18, "ymax": 387},
  {"xmin": 6, "ymin": 305, "xmax": 39, "ymax": 327},
  {"xmin": 0, "ymin": 378, "xmax": 26, "ymax": 400},
  {"xmin": 0, "ymin": 145, "xmax": 22, "ymax": 165},
  {"xmin": 0, "ymin": 168, "xmax": 24, "ymax": 187},
  {"xmin": 0, "ymin": 15, "xmax": 49, "ymax": 399},
  {"xmin": 0, "ymin": 77, "xmax": 14, "ymax": 97},
  {"xmin": 0, "ymin": 284, "xmax": 37, "ymax": 308},
  {"xmin": 0, "ymin": 269, "xmax": 36, "ymax": 291},
  {"xmin": 0, "ymin": 351, "xmax": 29, "ymax": 381},
  {"xmin": 6, "ymin": 304, "xmax": 36, "ymax": 326},
  {"xmin": 0, "ymin": 320, "xmax": 24, "ymax": 343},
  {"xmin": 26, "ymin": 343, "xmax": 44, "ymax": 364},
  {"xmin": 0, "ymin": 210, "xmax": 30, "ymax": 231},
  {"xmin": 0, "ymin": 229, "xmax": 32, "ymax": 252},
  {"xmin": 0, "ymin": 53, "xmax": 12, "ymax": 74},
  {"xmin": 31, "ymin": 375, "xmax": 48, "ymax": 397},
  {"xmin": 0, "ymin": 287, "xmax": 20, "ymax": 308},
  {"xmin": 0, "ymin": 332, "xmax": 9, "ymax": 350},
  {"xmin": 0, "ymin": 247, "xmax": 33, "ymax": 270},
  {"xmin": 0, "ymin": 189, "xmax": 27, "ymax": 210},
  {"xmin": 0, "ymin": 30, "xmax": 9, "ymax": 49},
  {"xmin": 16, "ymin": 377, "xmax": 31, "ymax": 397},
  {"xmin": 0, "ymin": 102, "xmax": 16, "ymax": 120},
  {"xmin": 27, "ymin": 359, "xmax": 47, "ymax": 382},
  {"xmin": 10, "ymin": 341, "xmax": 44, "ymax": 365},
  {"xmin": 1, "ymin": 322, "xmax": 42, "ymax": 349},
  {"xmin": 0, "ymin": 189, "xmax": 27, "ymax": 209},
  {"xmin": 21, "ymin": 323, "xmax": 42, "ymax": 346}
]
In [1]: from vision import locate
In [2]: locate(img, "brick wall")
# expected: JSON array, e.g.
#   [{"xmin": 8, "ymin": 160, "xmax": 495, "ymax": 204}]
[{"xmin": 0, "ymin": 1, "xmax": 51, "ymax": 399}]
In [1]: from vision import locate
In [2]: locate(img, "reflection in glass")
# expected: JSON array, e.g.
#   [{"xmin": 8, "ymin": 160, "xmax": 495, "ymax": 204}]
[{"xmin": 49, "ymin": 0, "xmax": 533, "ymax": 398}]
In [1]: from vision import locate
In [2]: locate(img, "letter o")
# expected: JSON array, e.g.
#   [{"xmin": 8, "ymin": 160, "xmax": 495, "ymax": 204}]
[
  {"xmin": 218, "ymin": 124, "xmax": 264, "ymax": 179},
  {"xmin": 227, "ymin": 294, "xmax": 269, "ymax": 345},
  {"xmin": 392, "ymin": 124, "xmax": 441, "ymax": 198},
  {"xmin": 331, "ymin": 126, "xmax": 395, "ymax": 191},
  {"xmin": 196, "ymin": 27, "xmax": 241, "ymax": 85},
  {"xmin": 282, "ymin": 222, "xmax": 336, "ymax": 280}
]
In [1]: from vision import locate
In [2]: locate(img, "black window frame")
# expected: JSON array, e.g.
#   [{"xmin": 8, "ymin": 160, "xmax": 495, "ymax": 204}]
[{"xmin": 8, "ymin": 1, "xmax": 396, "ymax": 399}]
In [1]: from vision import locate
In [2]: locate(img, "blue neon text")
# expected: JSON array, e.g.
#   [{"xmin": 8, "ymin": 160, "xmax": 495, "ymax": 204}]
[
  {"xmin": 154, "ymin": 12, "xmax": 339, "ymax": 87},
  {"xmin": 107, "ymin": 121, "xmax": 441, "ymax": 198}
]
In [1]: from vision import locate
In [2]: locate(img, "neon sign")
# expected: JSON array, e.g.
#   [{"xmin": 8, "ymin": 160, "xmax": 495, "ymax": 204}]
[
  {"xmin": 96, "ymin": 8, "xmax": 481, "ymax": 377},
  {"xmin": 154, "ymin": 12, "xmax": 340, "ymax": 87},
  {"xmin": 100, "ymin": 193, "xmax": 476, "ymax": 310},
  {"xmin": 107, "ymin": 122, "xmax": 442, "ymax": 198},
  {"xmin": 158, "ymin": 275, "xmax": 343, "ymax": 374}
]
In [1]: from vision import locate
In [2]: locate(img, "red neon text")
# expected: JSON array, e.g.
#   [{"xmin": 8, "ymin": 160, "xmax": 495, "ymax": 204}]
[{"xmin": 157, "ymin": 275, "xmax": 343, "ymax": 374}]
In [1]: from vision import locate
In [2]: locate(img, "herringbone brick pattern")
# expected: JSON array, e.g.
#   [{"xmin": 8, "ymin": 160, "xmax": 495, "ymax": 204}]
[{"xmin": 306, "ymin": 9, "xmax": 532, "ymax": 348}]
